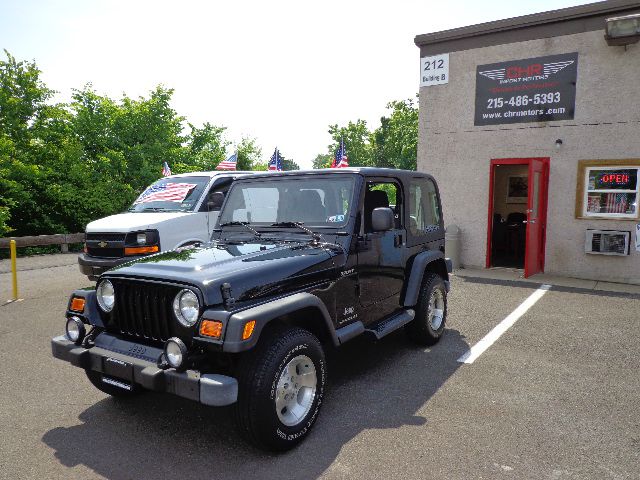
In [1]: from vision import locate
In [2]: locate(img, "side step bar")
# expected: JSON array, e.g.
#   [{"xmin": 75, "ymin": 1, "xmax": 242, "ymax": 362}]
[{"xmin": 365, "ymin": 309, "xmax": 415, "ymax": 340}]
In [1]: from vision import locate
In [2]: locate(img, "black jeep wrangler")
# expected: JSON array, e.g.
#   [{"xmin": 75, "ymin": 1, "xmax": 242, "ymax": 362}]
[{"xmin": 52, "ymin": 168, "xmax": 451, "ymax": 451}]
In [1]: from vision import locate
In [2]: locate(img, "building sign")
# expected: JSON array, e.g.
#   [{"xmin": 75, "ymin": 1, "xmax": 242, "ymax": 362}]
[
  {"xmin": 474, "ymin": 52, "xmax": 578, "ymax": 126},
  {"xmin": 420, "ymin": 54, "xmax": 449, "ymax": 87},
  {"xmin": 591, "ymin": 170, "xmax": 637, "ymax": 190}
]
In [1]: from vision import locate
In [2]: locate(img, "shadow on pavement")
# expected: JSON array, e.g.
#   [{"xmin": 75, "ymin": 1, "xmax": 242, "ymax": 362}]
[
  {"xmin": 42, "ymin": 328, "xmax": 468, "ymax": 480},
  {"xmin": 459, "ymin": 275, "xmax": 640, "ymax": 300}
]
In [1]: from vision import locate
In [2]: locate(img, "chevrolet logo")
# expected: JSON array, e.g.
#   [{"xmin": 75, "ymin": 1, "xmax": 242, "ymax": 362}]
[{"xmin": 98, "ymin": 241, "xmax": 108, "ymax": 248}]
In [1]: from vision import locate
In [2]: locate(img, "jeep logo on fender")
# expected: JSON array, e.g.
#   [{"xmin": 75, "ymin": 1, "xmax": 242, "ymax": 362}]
[{"xmin": 475, "ymin": 52, "xmax": 578, "ymax": 126}]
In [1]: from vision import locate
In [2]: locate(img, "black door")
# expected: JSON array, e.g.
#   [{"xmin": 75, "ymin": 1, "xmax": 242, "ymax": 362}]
[{"xmin": 356, "ymin": 179, "xmax": 406, "ymax": 321}]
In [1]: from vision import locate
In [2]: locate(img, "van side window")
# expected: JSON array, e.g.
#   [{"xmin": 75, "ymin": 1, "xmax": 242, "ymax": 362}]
[{"xmin": 409, "ymin": 179, "xmax": 441, "ymax": 235}]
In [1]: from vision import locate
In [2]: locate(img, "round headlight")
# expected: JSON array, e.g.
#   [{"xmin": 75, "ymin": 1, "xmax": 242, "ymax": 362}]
[
  {"xmin": 96, "ymin": 279, "xmax": 115, "ymax": 312},
  {"xmin": 173, "ymin": 289, "xmax": 200, "ymax": 327},
  {"xmin": 65, "ymin": 316, "xmax": 86, "ymax": 344},
  {"xmin": 164, "ymin": 337, "xmax": 188, "ymax": 369}
]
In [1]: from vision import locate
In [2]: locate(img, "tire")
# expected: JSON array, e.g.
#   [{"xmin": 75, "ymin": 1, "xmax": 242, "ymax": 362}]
[
  {"xmin": 234, "ymin": 326, "xmax": 326, "ymax": 451},
  {"xmin": 85, "ymin": 370, "xmax": 142, "ymax": 398},
  {"xmin": 405, "ymin": 272, "xmax": 447, "ymax": 345}
]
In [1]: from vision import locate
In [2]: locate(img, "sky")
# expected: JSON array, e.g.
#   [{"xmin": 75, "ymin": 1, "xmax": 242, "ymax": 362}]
[{"xmin": 1, "ymin": 0, "xmax": 594, "ymax": 169}]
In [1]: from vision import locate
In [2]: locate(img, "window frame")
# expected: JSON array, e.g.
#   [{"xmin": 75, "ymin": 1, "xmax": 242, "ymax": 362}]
[
  {"xmin": 575, "ymin": 159, "xmax": 640, "ymax": 220},
  {"xmin": 406, "ymin": 176, "xmax": 444, "ymax": 247}
]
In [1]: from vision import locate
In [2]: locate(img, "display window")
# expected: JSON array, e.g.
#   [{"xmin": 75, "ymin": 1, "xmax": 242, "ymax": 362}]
[{"xmin": 576, "ymin": 160, "xmax": 640, "ymax": 220}]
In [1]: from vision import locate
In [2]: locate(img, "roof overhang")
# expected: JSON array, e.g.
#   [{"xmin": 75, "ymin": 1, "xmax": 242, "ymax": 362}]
[{"xmin": 415, "ymin": 0, "xmax": 640, "ymax": 56}]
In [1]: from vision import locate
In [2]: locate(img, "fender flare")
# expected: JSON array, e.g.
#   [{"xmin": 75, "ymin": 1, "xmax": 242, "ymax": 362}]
[
  {"xmin": 402, "ymin": 250, "xmax": 447, "ymax": 307},
  {"xmin": 222, "ymin": 292, "xmax": 338, "ymax": 352}
]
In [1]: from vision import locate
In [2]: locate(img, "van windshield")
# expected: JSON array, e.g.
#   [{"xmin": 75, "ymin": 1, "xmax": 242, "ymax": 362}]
[
  {"xmin": 128, "ymin": 176, "xmax": 210, "ymax": 212},
  {"xmin": 218, "ymin": 176, "xmax": 355, "ymax": 228}
]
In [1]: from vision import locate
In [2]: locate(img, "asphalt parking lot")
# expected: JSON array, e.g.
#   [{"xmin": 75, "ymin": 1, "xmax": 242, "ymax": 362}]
[{"xmin": 0, "ymin": 255, "xmax": 638, "ymax": 479}]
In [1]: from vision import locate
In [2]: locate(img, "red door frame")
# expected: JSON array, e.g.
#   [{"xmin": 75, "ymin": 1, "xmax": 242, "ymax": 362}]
[{"xmin": 485, "ymin": 158, "xmax": 550, "ymax": 275}]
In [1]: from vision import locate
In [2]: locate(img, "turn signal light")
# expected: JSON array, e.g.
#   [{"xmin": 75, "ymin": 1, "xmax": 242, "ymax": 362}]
[
  {"xmin": 70, "ymin": 297, "xmax": 86, "ymax": 312},
  {"xmin": 124, "ymin": 245, "xmax": 159, "ymax": 255},
  {"xmin": 200, "ymin": 320, "xmax": 223, "ymax": 339},
  {"xmin": 242, "ymin": 320, "xmax": 256, "ymax": 340}
]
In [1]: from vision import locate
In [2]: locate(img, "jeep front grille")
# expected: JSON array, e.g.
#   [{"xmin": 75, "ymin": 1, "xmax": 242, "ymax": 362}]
[{"xmin": 109, "ymin": 280, "xmax": 189, "ymax": 342}]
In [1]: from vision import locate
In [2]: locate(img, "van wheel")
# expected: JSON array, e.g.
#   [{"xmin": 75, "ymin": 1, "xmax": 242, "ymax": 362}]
[
  {"xmin": 405, "ymin": 273, "xmax": 447, "ymax": 345},
  {"xmin": 85, "ymin": 370, "xmax": 142, "ymax": 397},
  {"xmin": 234, "ymin": 326, "xmax": 326, "ymax": 451}
]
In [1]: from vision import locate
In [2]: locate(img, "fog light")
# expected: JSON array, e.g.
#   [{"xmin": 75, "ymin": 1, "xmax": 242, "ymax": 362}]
[
  {"xmin": 65, "ymin": 316, "xmax": 86, "ymax": 345},
  {"xmin": 164, "ymin": 337, "xmax": 188, "ymax": 370}
]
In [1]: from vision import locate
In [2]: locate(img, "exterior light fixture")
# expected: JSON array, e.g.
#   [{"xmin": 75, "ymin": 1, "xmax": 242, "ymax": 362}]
[
  {"xmin": 605, "ymin": 13, "xmax": 640, "ymax": 46},
  {"xmin": 555, "ymin": 139, "xmax": 563, "ymax": 150}
]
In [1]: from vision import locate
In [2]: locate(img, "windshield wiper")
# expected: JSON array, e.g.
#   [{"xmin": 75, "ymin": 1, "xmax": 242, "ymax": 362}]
[
  {"xmin": 130, "ymin": 207, "xmax": 172, "ymax": 212},
  {"xmin": 219, "ymin": 221, "xmax": 262, "ymax": 239},
  {"xmin": 270, "ymin": 222, "xmax": 323, "ymax": 244}
]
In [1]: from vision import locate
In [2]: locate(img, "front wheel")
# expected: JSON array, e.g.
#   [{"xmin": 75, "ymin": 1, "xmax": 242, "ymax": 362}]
[
  {"xmin": 234, "ymin": 326, "xmax": 326, "ymax": 451},
  {"xmin": 405, "ymin": 272, "xmax": 447, "ymax": 345}
]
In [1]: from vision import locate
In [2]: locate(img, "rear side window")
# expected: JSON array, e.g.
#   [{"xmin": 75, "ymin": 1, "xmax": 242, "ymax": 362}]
[{"xmin": 409, "ymin": 178, "xmax": 441, "ymax": 236}]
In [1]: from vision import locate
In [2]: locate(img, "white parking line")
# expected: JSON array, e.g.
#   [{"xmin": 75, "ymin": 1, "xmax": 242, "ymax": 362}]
[{"xmin": 457, "ymin": 284, "xmax": 552, "ymax": 364}]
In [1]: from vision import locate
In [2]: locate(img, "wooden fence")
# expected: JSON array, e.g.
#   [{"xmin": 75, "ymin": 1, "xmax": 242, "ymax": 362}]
[{"xmin": 0, "ymin": 233, "xmax": 84, "ymax": 252}]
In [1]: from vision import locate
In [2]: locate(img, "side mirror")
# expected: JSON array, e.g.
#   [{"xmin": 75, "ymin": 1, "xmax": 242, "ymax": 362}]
[
  {"xmin": 371, "ymin": 207, "xmax": 394, "ymax": 231},
  {"xmin": 207, "ymin": 192, "xmax": 225, "ymax": 211}
]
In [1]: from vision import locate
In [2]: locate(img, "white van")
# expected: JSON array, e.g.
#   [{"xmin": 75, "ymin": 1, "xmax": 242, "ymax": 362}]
[{"xmin": 78, "ymin": 171, "xmax": 248, "ymax": 280}]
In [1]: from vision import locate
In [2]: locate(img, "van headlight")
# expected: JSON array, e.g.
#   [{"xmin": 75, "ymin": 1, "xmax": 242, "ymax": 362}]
[
  {"xmin": 173, "ymin": 289, "xmax": 200, "ymax": 327},
  {"xmin": 96, "ymin": 280, "xmax": 115, "ymax": 312}
]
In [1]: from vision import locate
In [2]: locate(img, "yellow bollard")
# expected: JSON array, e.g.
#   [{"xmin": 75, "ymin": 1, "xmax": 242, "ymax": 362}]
[{"xmin": 10, "ymin": 239, "xmax": 18, "ymax": 301}]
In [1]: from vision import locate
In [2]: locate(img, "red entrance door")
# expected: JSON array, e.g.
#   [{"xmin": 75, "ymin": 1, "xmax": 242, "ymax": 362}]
[
  {"xmin": 486, "ymin": 158, "xmax": 549, "ymax": 277},
  {"xmin": 524, "ymin": 158, "xmax": 549, "ymax": 278}
]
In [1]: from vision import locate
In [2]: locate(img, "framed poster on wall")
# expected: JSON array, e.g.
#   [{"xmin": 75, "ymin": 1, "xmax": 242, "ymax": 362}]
[{"xmin": 507, "ymin": 175, "xmax": 528, "ymax": 203}]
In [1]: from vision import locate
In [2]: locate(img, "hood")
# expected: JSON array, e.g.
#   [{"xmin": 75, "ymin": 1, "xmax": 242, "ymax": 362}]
[
  {"xmin": 86, "ymin": 211, "xmax": 191, "ymax": 233},
  {"xmin": 105, "ymin": 240, "xmax": 342, "ymax": 306}
]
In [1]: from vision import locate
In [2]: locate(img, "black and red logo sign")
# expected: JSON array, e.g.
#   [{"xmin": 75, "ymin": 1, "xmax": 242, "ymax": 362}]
[{"xmin": 475, "ymin": 52, "xmax": 578, "ymax": 126}]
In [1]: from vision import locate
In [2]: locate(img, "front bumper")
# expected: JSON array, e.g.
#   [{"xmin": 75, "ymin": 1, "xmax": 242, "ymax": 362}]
[
  {"xmin": 51, "ymin": 334, "xmax": 237, "ymax": 406},
  {"xmin": 78, "ymin": 253, "xmax": 146, "ymax": 280}
]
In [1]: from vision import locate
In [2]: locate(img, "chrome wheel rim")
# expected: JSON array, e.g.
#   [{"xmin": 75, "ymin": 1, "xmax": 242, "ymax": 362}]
[
  {"xmin": 275, "ymin": 354, "xmax": 317, "ymax": 427},
  {"xmin": 428, "ymin": 288, "xmax": 445, "ymax": 330}
]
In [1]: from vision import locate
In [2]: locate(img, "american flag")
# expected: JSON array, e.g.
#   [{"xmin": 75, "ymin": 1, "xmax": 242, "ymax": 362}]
[
  {"xmin": 134, "ymin": 183, "xmax": 197, "ymax": 204},
  {"xmin": 605, "ymin": 193, "xmax": 629, "ymax": 214},
  {"xmin": 216, "ymin": 152, "xmax": 238, "ymax": 171},
  {"xmin": 161, "ymin": 162, "xmax": 172, "ymax": 177},
  {"xmin": 268, "ymin": 148, "xmax": 283, "ymax": 171},
  {"xmin": 332, "ymin": 139, "xmax": 349, "ymax": 168}
]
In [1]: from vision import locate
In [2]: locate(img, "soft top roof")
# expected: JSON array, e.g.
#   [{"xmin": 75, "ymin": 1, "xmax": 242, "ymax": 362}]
[
  {"xmin": 165, "ymin": 171, "xmax": 252, "ymax": 179},
  {"xmin": 232, "ymin": 167, "xmax": 434, "ymax": 182}
]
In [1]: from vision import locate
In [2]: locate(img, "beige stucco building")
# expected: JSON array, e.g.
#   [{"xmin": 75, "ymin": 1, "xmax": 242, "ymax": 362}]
[{"xmin": 415, "ymin": 0, "xmax": 640, "ymax": 284}]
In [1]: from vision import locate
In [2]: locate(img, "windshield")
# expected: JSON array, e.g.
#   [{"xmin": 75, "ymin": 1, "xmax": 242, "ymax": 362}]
[
  {"xmin": 128, "ymin": 176, "xmax": 210, "ymax": 212},
  {"xmin": 218, "ymin": 176, "xmax": 355, "ymax": 228}
]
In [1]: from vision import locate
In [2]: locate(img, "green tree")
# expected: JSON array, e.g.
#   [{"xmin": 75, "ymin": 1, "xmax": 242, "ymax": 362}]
[
  {"xmin": 372, "ymin": 97, "xmax": 418, "ymax": 170},
  {"xmin": 281, "ymin": 156, "xmax": 300, "ymax": 171},
  {"xmin": 235, "ymin": 137, "xmax": 262, "ymax": 171},
  {"xmin": 183, "ymin": 122, "xmax": 228, "ymax": 172},
  {"xmin": 327, "ymin": 120, "xmax": 373, "ymax": 167},
  {"xmin": 312, "ymin": 153, "xmax": 332, "ymax": 169}
]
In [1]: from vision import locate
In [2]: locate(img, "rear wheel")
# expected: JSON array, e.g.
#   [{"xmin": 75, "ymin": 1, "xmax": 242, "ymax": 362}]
[
  {"xmin": 405, "ymin": 272, "xmax": 447, "ymax": 345},
  {"xmin": 85, "ymin": 370, "xmax": 142, "ymax": 398},
  {"xmin": 234, "ymin": 326, "xmax": 326, "ymax": 451}
]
